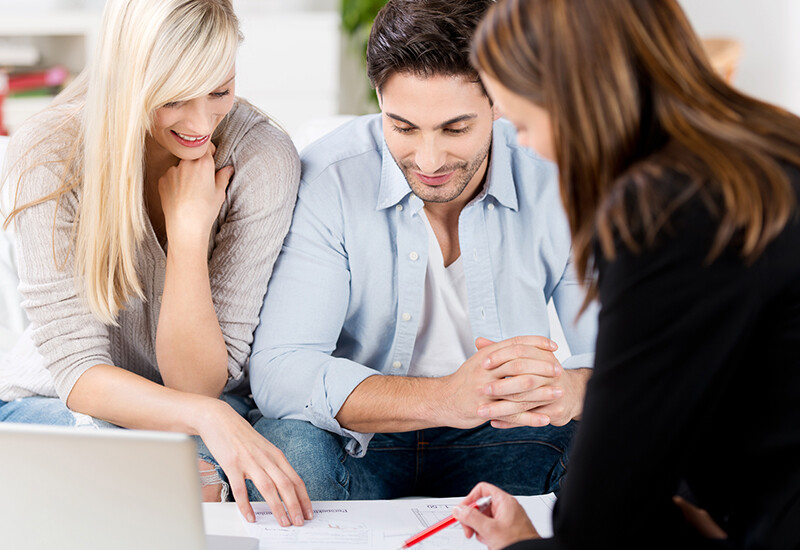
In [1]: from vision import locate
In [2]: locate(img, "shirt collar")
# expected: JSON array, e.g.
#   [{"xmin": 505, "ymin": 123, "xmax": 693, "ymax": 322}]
[
  {"xmin": 484, "ymin": 120, "xmax": 519, "ymax": 211},
  {"xmin": 376, "ymin": 140, "xmax": 416, "ymax": 211},
  {"xmin": 375, "ymin": 120, "xmax": 520, "ymax": 212}
]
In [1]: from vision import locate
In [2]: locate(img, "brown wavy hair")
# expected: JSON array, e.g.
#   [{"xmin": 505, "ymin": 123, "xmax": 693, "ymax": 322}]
[{"xmin": 472, "ymin": 0, "xmax": 800, "ymax": 304}]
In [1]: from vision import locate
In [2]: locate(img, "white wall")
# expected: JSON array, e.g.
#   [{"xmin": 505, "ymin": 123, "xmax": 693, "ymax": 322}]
[
  {"xmin": 333, "ymin": 1, "xmax": 800, "ymax": 117},
  {"xmin": 679, "ymin": 0, "xmax": 800, "ymax": 114}
]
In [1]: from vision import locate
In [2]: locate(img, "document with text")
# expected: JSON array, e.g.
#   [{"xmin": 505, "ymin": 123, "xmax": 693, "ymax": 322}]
[{"xmin": 242, "ymin": 494, "xmax": 556, "ymax": 549}]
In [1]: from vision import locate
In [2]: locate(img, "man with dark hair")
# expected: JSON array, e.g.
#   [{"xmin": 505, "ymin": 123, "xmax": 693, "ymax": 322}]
[
  {"xmin": 366, "ymin": 0, "xmax": 487, "ymax": 93},
  {"xmin": 249, "ymin": 0, "xmax": 597, "ymax": 500}
]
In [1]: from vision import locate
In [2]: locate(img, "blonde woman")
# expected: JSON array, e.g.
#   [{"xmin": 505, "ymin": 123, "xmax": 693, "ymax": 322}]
[{"xmin": 0, "ymin": 0, "xmax": 312, "ymax": 527}]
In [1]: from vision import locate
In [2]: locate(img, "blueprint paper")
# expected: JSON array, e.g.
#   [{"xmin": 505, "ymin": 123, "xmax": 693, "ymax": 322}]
[{"xmin": 243, "ymin": 494, "xmax": 556, "ymax": 549}]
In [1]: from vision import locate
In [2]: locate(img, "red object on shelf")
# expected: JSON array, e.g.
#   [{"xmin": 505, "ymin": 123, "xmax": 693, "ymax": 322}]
[
  {"xmin": 1, "ymin": 70, "xmax": 8, "ymax": 136},
  {"xmin": 8, "ymin": 66, "xmax": 68, "ymax": 93},
  {"xmin": 0, "ymin": 66, "xmax": 69, "ymax": 136}
]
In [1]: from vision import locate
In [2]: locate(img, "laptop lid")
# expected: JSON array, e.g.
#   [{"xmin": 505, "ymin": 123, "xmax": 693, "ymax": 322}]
[{"xmin": 0, "ymin": 422, "xmax": 254, "ymax": 550}]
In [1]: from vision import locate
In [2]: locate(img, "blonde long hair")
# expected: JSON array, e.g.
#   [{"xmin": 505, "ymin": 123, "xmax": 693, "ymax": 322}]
[
  {"xmin": 3, "ymin": 0, "xmax": 241, "ymax": 324},
  {"xmin": 473, "ymin": 0, "xmax": 800, "ymax": 304}
]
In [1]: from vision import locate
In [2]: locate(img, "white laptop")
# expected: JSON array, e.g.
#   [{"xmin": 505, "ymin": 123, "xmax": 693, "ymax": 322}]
[{"xmin": 0, "ymin": 422, "xmax": 258, "ymax": 550}]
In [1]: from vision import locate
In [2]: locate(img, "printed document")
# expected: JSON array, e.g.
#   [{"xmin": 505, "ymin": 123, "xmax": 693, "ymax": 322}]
[{"xmin": 242, "ymin": 494, "xmax": 556, "ymax": 549}]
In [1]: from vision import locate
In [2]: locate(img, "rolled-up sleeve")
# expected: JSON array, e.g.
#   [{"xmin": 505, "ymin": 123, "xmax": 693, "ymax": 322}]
[
  {"xmin": 249, "ymin": 171, "xmax": 378, "ymax": 456},
  {"xmin": 551, "ymin": 252, "xmax": 597, "ymax": 370}
]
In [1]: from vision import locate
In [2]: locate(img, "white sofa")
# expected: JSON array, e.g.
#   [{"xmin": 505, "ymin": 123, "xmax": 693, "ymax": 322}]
[{"xmin": 0, "ymin": 135, "xmax": 28, "ymax": 353}]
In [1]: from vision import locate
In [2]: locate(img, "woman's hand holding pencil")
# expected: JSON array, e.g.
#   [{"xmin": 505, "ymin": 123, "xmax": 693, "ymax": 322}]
[{"xmin": 453, "ymin": 482, "xmax": 540, "ymax": 550}]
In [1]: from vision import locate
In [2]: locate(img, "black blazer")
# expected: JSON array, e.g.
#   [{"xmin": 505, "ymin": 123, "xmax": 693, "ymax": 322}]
[{"xmin": 509, "ymin": 165, "xmax": 800, "ymax": 549}]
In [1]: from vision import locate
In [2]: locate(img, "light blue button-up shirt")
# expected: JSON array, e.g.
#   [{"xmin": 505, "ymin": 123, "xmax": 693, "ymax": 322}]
[{"xmin": 250, "ymin": 115, "xmax": 598, "ymax": 456}]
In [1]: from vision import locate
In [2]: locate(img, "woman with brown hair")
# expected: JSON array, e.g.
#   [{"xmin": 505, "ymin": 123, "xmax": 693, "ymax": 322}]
[{"xmin": 453, "ymin": 0, "xmax": 800, "ymax": 548}]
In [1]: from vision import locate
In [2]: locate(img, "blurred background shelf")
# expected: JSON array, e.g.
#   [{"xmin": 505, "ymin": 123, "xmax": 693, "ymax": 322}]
[
  {"xmin": 0, "ymin": 12, "xmax": 98, "ymax": 75},
  {"xmin": 0, "ymin": 11, "xmax": 98, "ymax": 134},
  {"xmin": 0, "ymin": 2, "xmax": 344, "ymax": 140},
  {"xmin": 2, "ymin": 96, "xmax": 58, "ymax": 134}
]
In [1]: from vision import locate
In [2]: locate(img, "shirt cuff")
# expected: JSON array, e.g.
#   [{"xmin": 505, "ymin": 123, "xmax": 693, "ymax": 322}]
[
  {"xmin": 302, "ymin": 359, "xmax": 380, "ymax": 458},
  {"xmin": 561, "ymin": 352, "xmax": 594, "ymax": 370}
]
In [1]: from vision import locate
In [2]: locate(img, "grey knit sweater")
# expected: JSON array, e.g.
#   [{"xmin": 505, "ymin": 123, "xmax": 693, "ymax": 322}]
[{"xmin": 0, "ymin": 99, "xmax": 299, "ymax": 401}]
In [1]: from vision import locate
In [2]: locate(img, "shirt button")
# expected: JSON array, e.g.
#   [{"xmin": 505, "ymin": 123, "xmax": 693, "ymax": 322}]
[
  {"xmin": 409, "ymin": 251, "xmax": 419, "ymax": 261},
  {"xmin": 396, "ymin": 204, "xmax": 404, "ymax": 212},
  {"xmin": 487, "ymin": 203, "xmax": 495, "ymax": 211},
  {"xmin": 401, "ymin": 312, "xmax": 412, "ymax": 321},
  {"xmin": 392, "ymin": 361, "xmax": 402, "ymax": 369},
  {"xmin": 480, "ymin": 307, "xmax": 486, "ymax": 319}
]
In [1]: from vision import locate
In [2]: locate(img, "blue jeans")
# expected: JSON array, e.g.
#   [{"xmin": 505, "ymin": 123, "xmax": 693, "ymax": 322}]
[
  {"xmin": 0, "ymin": 396, "xmax": 117, "ymax": 428},
  {"xmin": 0, "ymin": 394, "xmax": 266, "ymax": 501},
  {"xmin": 253, "ymin": 417, "xmax": 576, "ymax": 500}
]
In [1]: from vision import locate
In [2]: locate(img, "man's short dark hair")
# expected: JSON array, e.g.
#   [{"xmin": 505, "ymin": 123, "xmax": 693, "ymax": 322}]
[{"xmin": 367, "ymin": 0, "xmax": 494, "ymax": 93}]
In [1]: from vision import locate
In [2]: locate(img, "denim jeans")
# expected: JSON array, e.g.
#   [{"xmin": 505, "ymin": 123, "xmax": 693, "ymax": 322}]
[
  {"xmin": 0, "ymin": 396, "xmax": 117, "ymax": 429},
  {"xmin": 253, "ymin": 417, "xmax": 576, "ymax": 500},
  {"xmin": 0, "ymin": 394, "xmax": 264, "ymax": 501}
]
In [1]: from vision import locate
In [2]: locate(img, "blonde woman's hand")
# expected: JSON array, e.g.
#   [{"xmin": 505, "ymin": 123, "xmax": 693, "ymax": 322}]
[
  {"xmin": 158, "ymin": 144, "xmax": 234, "ymax": 249},
  {"xmin": 195, "ymin": 398, "xmax": 313, "ymax": 526},
  {"xmin": 453, "ymin": 482, "xmax": 539, "ymax": 550}
]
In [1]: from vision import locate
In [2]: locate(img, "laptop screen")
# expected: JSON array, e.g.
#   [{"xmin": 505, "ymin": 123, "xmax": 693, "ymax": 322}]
[{"xmin": 0, "ymin": 423, "xmax": 209, "ymax": 550}]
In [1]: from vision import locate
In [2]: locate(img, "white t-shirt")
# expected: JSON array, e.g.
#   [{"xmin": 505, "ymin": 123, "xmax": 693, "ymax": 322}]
[{"xmin": 408, "ymin": 209, "xmax": 475, "ymax": 378}]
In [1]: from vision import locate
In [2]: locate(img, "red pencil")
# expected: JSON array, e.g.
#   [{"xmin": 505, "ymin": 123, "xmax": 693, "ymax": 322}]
[{"xmin": 395, "ymin": 496, "xmax": 492, "ymax": 549}]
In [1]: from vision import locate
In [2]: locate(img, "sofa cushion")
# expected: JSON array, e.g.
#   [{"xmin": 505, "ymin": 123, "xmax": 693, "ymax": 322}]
[{"xmin": 1, "ymin": 135, "xmax": 29, "ymax": 352}]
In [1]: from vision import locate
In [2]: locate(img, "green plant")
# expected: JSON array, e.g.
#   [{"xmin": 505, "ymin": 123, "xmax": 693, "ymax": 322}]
[
  {"xmin": 340, "ymin": 0, "xmax": 387, "ymax": 108},
  {"xmin": 341, "ymin": 0, "xmax": 387, "ymax": 40}
]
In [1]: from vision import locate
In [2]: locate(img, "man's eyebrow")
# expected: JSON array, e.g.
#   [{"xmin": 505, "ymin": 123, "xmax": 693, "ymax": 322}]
[
  {"xmin": 385, "ymin": 113, "xmax": 478, "ymax": 130},
  {"xmin": 434, "ymin": 114, "xmax": 478, "ymax": 129},
  {"xmin": 386, "ymin": 113, "xmax": 417, "ymax": 127}
]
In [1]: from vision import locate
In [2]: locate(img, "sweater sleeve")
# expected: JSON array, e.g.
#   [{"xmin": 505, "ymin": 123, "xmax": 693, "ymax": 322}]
[
  {"xmin": 9, "ymin": 147, "xmax": 113, "ymax": 401},
  {"xmin": 207, "ymin": 121, "xmax": 300, "ymax": 389}
]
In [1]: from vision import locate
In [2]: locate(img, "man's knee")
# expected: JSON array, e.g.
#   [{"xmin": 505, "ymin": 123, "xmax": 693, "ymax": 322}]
[
  {"xmin": 252, "ymin": 418, "xmax": 349, "ymax": 501},
  {"xmin": 518, "ymin": 421, "xmax": 576, "ymax": 494},
  {"xmin": 455, "ymin": 422, "xmax": 576, "ymax": 496}
]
